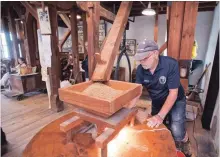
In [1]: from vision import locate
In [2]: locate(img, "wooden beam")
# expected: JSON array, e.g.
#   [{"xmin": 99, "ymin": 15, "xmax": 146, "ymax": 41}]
[
  {"xmin": 179, "ymin": 2, "xmax": 199, "ymax": 60},
  {"xmin": 91, "ymin": 2, "xmax": 133, "ymax": 81},
  {"xmin": 166, "ymin": 6, "xmax": 171, "ymax": 43},
  {"xmin": 20, "ymin": 1, "xmax": 38, "ymax": 21},
  {"xmin": 159, "ymin": 41, "xmax": 167, "ymax": 54},
  {"xmin": 77, "ymin": 2, "xmax": 115, "ymax": 23},
  {"xmin": 99, "ymin": 6, "xmax": 115, "ymax": 23},
  {"xmin": 60, "ymin": 116, "xmax": 84, "ymax": 132},
  {"xmin": 24, "ymin": 13, "xmax": 37, "ymax": 66},
  {"xmin": 93, "ymin": 2, "xmax": 100, "ymax": 60},
  {"xmin": 167, "ymin": 2, "xmax": 185, "ymax": 60},
  {"xmin": 59, "ymin": 14, "xmax": 71, "ymax": 28},
  {"xmin": 86, "ymin": 2, "xmax": 100, "ymax": 79},
  {"xmin": 48, "ymin": 6, "xmax": 64, "ymax": 112},
  {"xmin": 7, "ymin": 7, "xmax": 19, "ymax": 65},
  {"xmin": 82, "ymin": 13, "xmax": 88, "ymax": 58},
  {"xmin": 70, "ymin": 8, "xmax": 81, "ymax": 83},
  {"xmin": 59, "ymin": 30, "xmax": 71, "ymax": 51},
  {"xmin": 58, "ymin": 13, "xmax": 84, "ymax": 51},
  {"xmin": 154, "ymin": 7, "xmax": 159, "ymax": 42}
]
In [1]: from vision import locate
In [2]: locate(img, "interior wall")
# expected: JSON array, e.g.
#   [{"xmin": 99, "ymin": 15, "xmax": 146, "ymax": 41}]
[
  {"xmin": 188, "ymin": 11, "xmax": 214, "ymax": 85},
  {"xmin": 200, "ymin": 5, "xmax": 219, "ymax": 107}
]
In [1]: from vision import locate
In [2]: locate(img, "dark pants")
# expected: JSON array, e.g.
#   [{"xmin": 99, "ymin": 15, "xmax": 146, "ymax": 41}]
[{"xmin": 151, "ymin": 98, "xmax": 186, "ymax": 141}]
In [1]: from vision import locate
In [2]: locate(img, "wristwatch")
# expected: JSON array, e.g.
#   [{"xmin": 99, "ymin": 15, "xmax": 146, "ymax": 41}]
[{"xmin": 157, "ymin": 113, "xmax": 165, "ymax": 120}]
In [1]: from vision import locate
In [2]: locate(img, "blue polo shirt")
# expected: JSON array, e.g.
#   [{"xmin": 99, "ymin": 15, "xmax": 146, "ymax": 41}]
[{"xmin": 136, "ymin": 56, "xmax": 185, "ymax": 108}]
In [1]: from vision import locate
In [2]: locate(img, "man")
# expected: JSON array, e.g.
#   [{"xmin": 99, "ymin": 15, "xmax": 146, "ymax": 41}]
[{"xmin": 134, "ymin": 40, "xmax": 191, "ymax": 157}]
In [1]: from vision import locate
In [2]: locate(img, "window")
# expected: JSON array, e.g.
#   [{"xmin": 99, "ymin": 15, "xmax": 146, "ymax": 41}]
[{"xmin": 0, "ymin": 32, "xmax": 9, "ymax": 59}]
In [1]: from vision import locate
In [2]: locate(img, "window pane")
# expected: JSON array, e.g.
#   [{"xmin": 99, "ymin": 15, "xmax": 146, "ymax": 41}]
[{"xmin": 0, "ymin": 33, "xmax": 7, "ymax": 45}]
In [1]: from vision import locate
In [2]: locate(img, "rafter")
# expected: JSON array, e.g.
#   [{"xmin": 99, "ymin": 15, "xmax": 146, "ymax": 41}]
[
  {"xmin": 20, "ymin": 1, "xmax": 38, "ymax": 20},
  {"xmin": 77, "ymin": 2, "xmax": 115, "ymax": 23}
]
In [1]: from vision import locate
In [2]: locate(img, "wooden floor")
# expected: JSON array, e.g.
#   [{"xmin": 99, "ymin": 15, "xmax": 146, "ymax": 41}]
[
  {"xmin": 1, "ymin": 92, "xmax": 74, "ymax": 157},
  {"xmin": 1, "ymin": 92, "xmax": 218, "ymax": 157}
]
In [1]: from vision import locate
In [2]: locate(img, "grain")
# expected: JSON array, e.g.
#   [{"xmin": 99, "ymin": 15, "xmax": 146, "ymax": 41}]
[{"xmin": 82, "ymin": 83, "xmax": 123, "ymax": 101}]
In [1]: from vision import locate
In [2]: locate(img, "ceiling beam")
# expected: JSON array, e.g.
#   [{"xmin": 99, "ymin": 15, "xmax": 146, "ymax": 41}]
[
  {"xmin": 20, "ymin": 1, "xmax": 38, "ymax": 20},
  {"xmin": 59, "ymin": 14, "xmax": 71, "ymax": 28},
  {"xmin": 77, "ymin": 2, "xmax": 115, "ymax": 23}
]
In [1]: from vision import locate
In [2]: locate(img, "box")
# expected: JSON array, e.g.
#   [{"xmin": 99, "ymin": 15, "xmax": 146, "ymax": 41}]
[
  {"xmin": 186, "ymin": 101, "xmax": 199, "ymax": 120},
  {"xmin": 59, "ymin": 80, "xmax": 142, "ymax": 118}
]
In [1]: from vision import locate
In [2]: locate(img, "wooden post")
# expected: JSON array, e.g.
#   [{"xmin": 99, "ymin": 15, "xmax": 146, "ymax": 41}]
[
  {"xmin": 24, "ymin": 13, "xmax": 37, "ymax": 66},
  {"xmin": 159, "ymin": 41, "xmax": 168, "ymax": 54},
  {"xmin": 70, "ymin": 8, "xmax": 81, "ymax": 82},
  {"xmin": 59, "ymin": 30, "xmax": 71, "ymax": 52},
  {"xmin": 101, "ymin": 146, "xmax": 107, "ymax": 157},
  {"xmin": 179, "ymin": 2, "xmax": 199, "ymax": 60},
  {"xmin": 86, "ymin": 2, "xmax": 100, "ymax": 79},
  {"xmin": 154, "ymin": 7, "xmax": 159, "ymax": 42},
  {"xmin": 48, "ymin": 5, "xmax": 64, "ymax": 112},
  {"xmin": 7, "ymin": 8, "xmax": 19, "ymax": 65},
  {"xmin": 33, "ymin": 19, "xmax": 39, "ymax": 59},
  {"xmin": 82, "ymin": 13, "xmax": 88, "ymax": 58},
  {"xmin": 167, "ymin": 2, "xmax": 185, "ymax": 60}
]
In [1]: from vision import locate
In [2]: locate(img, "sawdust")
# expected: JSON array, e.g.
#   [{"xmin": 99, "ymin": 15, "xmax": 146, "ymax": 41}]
[{"xmin": 82, "ymin": 82, "xmax": 123, "ymax": 101}]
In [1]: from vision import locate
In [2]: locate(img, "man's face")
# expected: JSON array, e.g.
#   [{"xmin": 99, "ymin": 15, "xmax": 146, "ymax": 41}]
[{"xmin": 139, "ymin": 51, "xmax": 158, "ymax": 70}]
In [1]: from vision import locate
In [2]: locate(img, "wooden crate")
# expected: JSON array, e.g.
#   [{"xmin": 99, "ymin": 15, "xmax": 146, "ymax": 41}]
[{"xmin": 59, "ymin": 80, "xmax": 142, "ymax": 117}]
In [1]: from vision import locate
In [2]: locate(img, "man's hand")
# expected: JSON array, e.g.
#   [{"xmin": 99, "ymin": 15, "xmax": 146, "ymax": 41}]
[{"xmin": 146, "ymin": 114, "xmax": 163, "ymax": 128}]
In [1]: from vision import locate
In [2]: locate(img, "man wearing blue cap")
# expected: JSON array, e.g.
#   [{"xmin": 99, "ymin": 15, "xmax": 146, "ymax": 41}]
[{"xmin": 134, "ymin": 40, "xmax": 191, "ymax": 157}]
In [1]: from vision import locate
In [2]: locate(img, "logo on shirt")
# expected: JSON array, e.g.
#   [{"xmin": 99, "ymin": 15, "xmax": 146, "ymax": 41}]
[
  {"xmin": 144, "ymin": 80, "xmax": 150, "ymax": 83},
  {"xmin": 159, "ymin": 76, "xmax": 166, "ymax": 84}
]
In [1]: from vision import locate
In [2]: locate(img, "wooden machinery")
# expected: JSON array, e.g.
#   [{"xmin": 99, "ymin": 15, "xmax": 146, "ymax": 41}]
[
  {"xmin": 22, "ymin": 1, "xmax": 179, "ymax": 157},
  {"xmin": 58, "ymin": 2, "xmax": 144, "ymax": 157}
]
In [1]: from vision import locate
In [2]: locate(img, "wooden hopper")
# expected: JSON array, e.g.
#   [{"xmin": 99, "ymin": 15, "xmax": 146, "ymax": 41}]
[
  {"xmin": 59, "ymin": 80, "xmax": 142, "ymax": 117},
  {"xmin": 59, "ymin": 2, "xmax": 139, "ymax": 118}
]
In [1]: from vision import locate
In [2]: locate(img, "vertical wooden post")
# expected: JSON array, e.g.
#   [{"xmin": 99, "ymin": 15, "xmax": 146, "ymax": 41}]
[
  {"xmin": 33, "ymin": 19, "xmax": 39, "ymax": 59},
  {"xmin": 179, "ymin": 2, "xmax": 198, "ymax": 60},
  {"xmin": 86, "ymin": 2, "xmax": 100, "ymax": 79},
  {"xmin": 48, "ymin": 5, "xmax": 64, "ymax": 112},
  {"xmin": 24, "ymin": 13, "xmax": 37, "ymax": 66},
  {"xmin": 167, "ymin": 2, "xmax": 185, "ymax": 60},
  {"xmin": 101, "ymin": 146, "xmax": 107, "ymax": 157},
  {"xmin": 82, "ymin": 13, "xmax": 88, "ymax": 58},
  {"xmin": 70, "ymin": 8, "xmax": 81, "ymax": 82},
  {"xmin": 1, "ymin": 17, "xmax": 13, "ymax": 61},
  {"xmin": 154, "ymin": 7, "xmax": 158, "ymax": 43},
  {"xmin": 8, "ymin": 8, "xmax": 19, "ymax": 65},
  {"xmin": 93, "ymin": 2, "xmax": 100, "ymax": 55}
]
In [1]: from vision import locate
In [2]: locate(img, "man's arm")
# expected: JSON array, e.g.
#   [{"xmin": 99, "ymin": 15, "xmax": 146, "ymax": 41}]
[
  {"xmin": 147, "ymin": 60, "xmax": 180, "ymax": 128},
  {"xmin": 158, "ymin": 88, "xmax": 178, "ymax": 119}
]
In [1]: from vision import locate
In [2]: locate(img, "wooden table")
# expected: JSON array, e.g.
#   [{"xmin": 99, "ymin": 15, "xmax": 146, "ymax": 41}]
[
  {"xmin": 23, "ymin": 112, "xmax": 178, "ymax": 157},
  {"xmin": 3, "ymin": 73, "xmax": 46, "ymax": 100}
]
